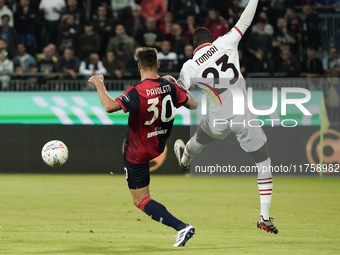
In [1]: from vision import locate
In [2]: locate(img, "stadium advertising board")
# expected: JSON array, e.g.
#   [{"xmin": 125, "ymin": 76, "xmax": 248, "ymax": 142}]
[
  {"xmin": 0, "ymin": 90, "xmax": 322, "ymax": 126},
  {"xmin": 1, "ymin": 89, "xmax": 336, "ymax": 176},
  {"xmin": 0, "ymin": 125, "xmax": 339, "ymax": 176}
]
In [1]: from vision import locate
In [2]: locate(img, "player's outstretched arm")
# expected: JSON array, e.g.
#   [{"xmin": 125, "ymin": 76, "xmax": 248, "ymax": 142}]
[
  {"xmin": 184, "ymin": 91, "xmax": 198, "ymax": 110},
  {"xmin": 88, "ymin": 74, "xmax": 121, "ymax": 113},
  {"xmin": 235, "ymin": 0, "xmax": 259, "ymax": 35}
]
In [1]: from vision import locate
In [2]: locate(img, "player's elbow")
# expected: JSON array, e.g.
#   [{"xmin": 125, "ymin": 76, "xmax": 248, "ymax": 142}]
[
  {"xmin": 184, "ymin": 100, "xmax": 198, "ymax": 110},
  {"xmin": 190, "ymin": 101, "xmax": 198, "ymax": 110},
  {"xmin": 104, "ymin": 101, "xmax": 121, "ymax": 113},
  {"xmin": 104, "ymin": 104, "xmax": 116, "ymax": 113},
  {"xmin": 104, "ymin": 106, "xmax": 115, "ymax": 113},
  {"xmin": 189, "ymin": 96, "xmax": 198, "ymax": 109}
]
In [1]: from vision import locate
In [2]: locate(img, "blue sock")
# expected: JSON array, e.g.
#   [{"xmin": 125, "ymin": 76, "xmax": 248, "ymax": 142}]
[{"xmin": 138, "ymin": 197, "xmax": 186, "ymax": 231}]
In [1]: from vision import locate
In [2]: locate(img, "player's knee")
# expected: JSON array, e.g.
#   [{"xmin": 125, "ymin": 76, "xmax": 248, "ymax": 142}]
[
  {"xmin": 130, "ymin": 184, "xmax": 151, "ymax": 208},
  {"xmin": 196, "ymin": 128, "xmax": 215, "ymax": 145},
  {"xmin": 250, "ymin": 143, "xmax": 269, "ymax": 163},
  {"xmin": 133, "ymin": 198, "xmax": 140, "ymax": 207},
  {"xmin": 133, "ymin": 195, "xmax": 150, "ymax": 208}
]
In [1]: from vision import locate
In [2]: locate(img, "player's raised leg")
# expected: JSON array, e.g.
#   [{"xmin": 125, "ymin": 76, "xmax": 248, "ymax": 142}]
[
  {"xmin": 174, "ymin": 126, "xmax": 216, "ymax": 170},
  {"xmin": 249, "ymin": 143, "xmax": 278, "ymax": 234}
]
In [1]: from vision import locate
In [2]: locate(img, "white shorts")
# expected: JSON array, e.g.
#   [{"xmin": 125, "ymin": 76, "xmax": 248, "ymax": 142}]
[{"xmin": 199, "ymin": 111, "xmax": 267, "ymax": 153}]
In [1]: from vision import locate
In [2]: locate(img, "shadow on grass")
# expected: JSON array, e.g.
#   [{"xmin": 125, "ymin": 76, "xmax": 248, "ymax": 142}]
[{"xmin": 34, "ymin": 244, "xmax": 243, "ymax": 254}]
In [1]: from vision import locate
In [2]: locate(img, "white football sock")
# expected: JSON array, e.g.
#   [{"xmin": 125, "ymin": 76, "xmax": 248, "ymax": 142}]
[
  {"xmin": 256, "ymin": 157, "xmax": 272, "ymax": 220},
  {"xmin": 181, "ymin": 134, "xmax": 205, "ymax": 167}
]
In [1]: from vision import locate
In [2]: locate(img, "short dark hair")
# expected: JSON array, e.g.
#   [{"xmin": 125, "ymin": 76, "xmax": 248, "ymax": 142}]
[
  {"xmin": 115, "ymin": 23, "xmax": 125, "ymax": 30},
  {"xmin": 307, "ymin": 44, "xmax": 318, "ymax": 51},
  {"xmin": 208, "ymin": 8, "xmax": 217, "ymax": 12},
  {"xmin": 64, "ymin": 47, "xmax": 74, "ymax": 52},
  {"xmin": 135, "ymin": 47, "xmax": 158, "ymax": 70},
  {"xmin": 258, "ymin": 18, "xmax": 267, "ymax": 24},
  {"xmin": 193, "ymin": 27, "xmax": 214, "ymax": 48},
  {"xmin": 84, "ymin": 20, "xmax": 93, "ymax": 27}
]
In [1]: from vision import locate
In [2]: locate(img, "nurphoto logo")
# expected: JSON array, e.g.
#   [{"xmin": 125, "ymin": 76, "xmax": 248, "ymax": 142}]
[{"xmin": 196, "ymin": 79, "xmax": 312, "ymax": 128}]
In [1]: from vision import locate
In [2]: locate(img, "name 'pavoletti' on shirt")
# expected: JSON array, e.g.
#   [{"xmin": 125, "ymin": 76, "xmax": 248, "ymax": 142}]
[{"xmin": 146, "ymin": 84, "xmax": 171, "ymax": 97}]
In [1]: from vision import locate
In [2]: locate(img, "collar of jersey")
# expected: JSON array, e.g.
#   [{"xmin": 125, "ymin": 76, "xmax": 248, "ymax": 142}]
[
  {"xmin": 144, "ymin": 77, "xmax": 161, "ymax": 81},
  {"xmin": 194, "ymin": 43, "xmax": 212, "ymax": 55}
]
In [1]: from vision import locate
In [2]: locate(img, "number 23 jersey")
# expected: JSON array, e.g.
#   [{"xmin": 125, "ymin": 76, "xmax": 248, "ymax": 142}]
[
  {"xmin": 178, "ymin": 27, "xmax": 247, "ymax": 119},
  {"xmin": 116, "ymin": 77, "xmax": 188, "ymax": 165}
]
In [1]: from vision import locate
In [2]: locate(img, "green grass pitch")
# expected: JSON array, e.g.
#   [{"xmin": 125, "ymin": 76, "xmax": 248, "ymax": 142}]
[{"xmin": 0, "ymin": 175, "xmax": 339, "ymax": 255}]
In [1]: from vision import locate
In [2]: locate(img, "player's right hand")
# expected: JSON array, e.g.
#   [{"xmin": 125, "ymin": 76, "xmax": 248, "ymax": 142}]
[{"xmin": 88, "ymin": 74, "xmax": 104, "ymax": 86}]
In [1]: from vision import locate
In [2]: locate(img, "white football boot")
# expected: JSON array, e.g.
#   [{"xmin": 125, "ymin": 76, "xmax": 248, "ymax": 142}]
[
  {"xmin": 174, "ymin": 139, "xmax": 189, "ymax": 171},
  {"xmin": 173, "ymin": 223, "xmax": 195, "ymax": 247}
]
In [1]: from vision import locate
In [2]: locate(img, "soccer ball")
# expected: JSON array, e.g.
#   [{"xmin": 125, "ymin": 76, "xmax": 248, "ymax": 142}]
[{"xmin": 41, "ymin": 140, "xmax": 69, "ymax": 167}]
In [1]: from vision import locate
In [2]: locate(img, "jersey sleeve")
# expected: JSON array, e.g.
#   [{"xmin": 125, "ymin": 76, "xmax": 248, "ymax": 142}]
[
  {"xmin": 174, "ymin": 83, "xmax": 188, "ymax": 108},
  {"xmin": 216, "ymin": 0, "xmax": 258, "ymax": 48},
  {"xmin": 216, "ymin": 27, "xmax": 243, "ymax": 49},
  {"xmin": 177, "ymin": 60, "xmax": 194, "ymax": 91},
  {"xmin": 235, "ymin": 0, "xmax": 258, "ymax": 34},
  {"xmin": 115, "ymin": 86, "xmax": 140, "ymax": 113}
]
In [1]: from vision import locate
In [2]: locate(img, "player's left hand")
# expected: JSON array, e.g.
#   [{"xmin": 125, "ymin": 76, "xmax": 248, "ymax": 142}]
[{"xmin": 88, "ymin": 74, "xmax": 104, "ymax": 86}]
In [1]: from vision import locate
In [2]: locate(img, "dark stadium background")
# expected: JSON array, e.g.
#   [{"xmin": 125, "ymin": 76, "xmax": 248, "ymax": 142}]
[{"xmin": 1, "ymin": 0, "xmax": 339, "ymax": 85}]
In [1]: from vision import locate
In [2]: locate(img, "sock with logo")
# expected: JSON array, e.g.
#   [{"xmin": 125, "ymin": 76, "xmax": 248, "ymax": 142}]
[
  {"xmin": 256, "ymin": 157, "xmax": 273, "ymax": 220},
  {"xmin": 138, "ymin": 197, "xmax": 186, "ymax": 231}
]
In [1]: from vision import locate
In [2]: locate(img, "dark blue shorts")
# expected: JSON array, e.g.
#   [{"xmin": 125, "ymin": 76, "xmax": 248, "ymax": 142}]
[{"xmin": 124, "ymin": 158, "xmax": 150, "ymax": 189}]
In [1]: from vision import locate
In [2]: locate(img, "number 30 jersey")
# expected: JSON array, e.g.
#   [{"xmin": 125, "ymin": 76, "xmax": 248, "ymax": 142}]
[
  {"xmin": 116, "ymin": 77, "xmax": 188, "ymax": 165},
  {"xmin": 178, "ymin": 27, "xmax": 247, "ymax": 119}
]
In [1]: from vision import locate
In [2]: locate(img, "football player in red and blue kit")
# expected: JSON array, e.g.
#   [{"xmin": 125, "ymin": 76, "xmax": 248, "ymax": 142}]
[{"xmin": 88, "ymin": 47, "xmax": 198, "ymax": 247}]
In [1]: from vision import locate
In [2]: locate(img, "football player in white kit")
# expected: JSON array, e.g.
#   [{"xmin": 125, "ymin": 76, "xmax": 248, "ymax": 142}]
[{"xmin": 174, "ymin": 0, "xmax": 278, "ymax": 234}]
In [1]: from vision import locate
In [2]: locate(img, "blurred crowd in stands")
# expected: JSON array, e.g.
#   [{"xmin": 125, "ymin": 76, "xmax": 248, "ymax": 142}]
[{"xmin": 0, "ymin": 0, "xmax": 339, "ymax": 90}]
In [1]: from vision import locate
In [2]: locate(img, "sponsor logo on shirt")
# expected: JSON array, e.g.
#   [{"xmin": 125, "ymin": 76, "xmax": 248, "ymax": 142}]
[
  {"xmin": 147, "ymin": 129, "xmax": 168, "ymax": 138},
  {"xmin": 123, "ymin": 94, "xmax": 130, "ymax": 102}
]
